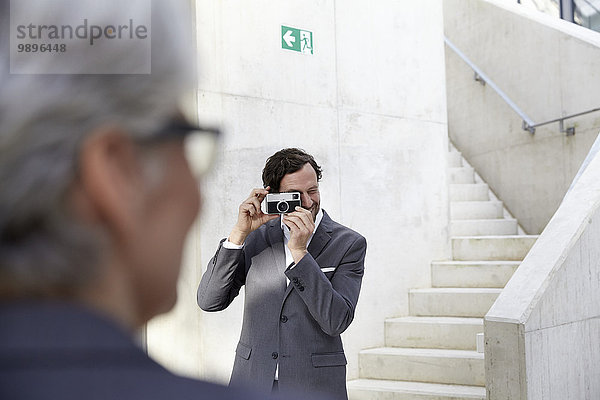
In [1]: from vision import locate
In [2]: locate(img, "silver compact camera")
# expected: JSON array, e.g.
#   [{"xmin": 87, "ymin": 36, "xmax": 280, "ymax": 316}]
[{"xmin": 264, "ymin": 192, "xmax": 301, "ymax": 214}]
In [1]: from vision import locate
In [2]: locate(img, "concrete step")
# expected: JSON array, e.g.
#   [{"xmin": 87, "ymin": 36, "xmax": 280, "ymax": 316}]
[
  {"xmin": 450, "ymin": 200, "xmax": 503, "ymax": 220},
  {"xmin": 347, "ymin": 379, "xmax": 486, "ymax": 400},
  {"xmin": 449, "ymin": 184, "xmax": 489, "ymax": 201},
  {"xmin": 452, "ymin": 235, "xmax": 538, "ymax": 261},
  {"xmin": 358, "ymin": 347, "xmax": 485, "ymax": 386},
  {"xmin": 409, "ymin": 288, "xmax": 501, "ymax": 318},
  {"xmin": 431, "ymin": 261, "xmax": 520, "ymax": 288},
  {"xmin": 448, "ymin": 151, "xmax": 463, "ymax": 168},
  {"xmin": 385, "ymin": 316, "xmax": 483, "ymax": 350},
  {"xmin": 449, "ymin": 167, "xmax": 475, "ymax": 184},
  {"xmin": 451, "ymin": 219, "xmax": 518, "ymax": 236}
]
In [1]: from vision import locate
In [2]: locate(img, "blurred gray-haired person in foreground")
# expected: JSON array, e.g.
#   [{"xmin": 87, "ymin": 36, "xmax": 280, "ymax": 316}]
[{"xmin": 0, "ymin": 1, "xmax": 286, "ymax": 399}]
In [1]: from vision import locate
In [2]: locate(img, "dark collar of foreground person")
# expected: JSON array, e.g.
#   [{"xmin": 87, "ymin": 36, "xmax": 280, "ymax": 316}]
[
  {"xmin": 0, "ymin": 300, "xmax": 139, "ymax": 358},
  {"xmin": 0, "ymin": 300, "xmax": 305, "ymax": 400}
]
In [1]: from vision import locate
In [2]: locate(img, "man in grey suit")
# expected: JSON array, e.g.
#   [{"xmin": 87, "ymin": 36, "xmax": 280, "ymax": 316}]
[{"xmin": 197, "ymin": 148, "xmax": 367, "ymax": 400}]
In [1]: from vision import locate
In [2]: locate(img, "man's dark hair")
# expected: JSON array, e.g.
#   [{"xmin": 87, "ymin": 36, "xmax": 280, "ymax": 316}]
[{"xmin": 262, "ymin": 148, "xmax": 322, "ymax": 192}]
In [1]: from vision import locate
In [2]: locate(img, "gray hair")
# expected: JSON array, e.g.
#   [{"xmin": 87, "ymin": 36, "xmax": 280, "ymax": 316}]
[{"xmin": 0, "ymin": 0, "xmax": 195, "ymax": 298}]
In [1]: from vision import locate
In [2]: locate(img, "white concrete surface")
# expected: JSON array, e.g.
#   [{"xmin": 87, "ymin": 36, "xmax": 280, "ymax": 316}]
[
  {"xmin": 348, "ymin": 379, "xmax": 486, "ymax": 400},
  {"xmin": 485, "ymin": 123, "xmax": 600, "ymax": 398},
  {"xmin": 449, "ymin": 167, "xmax": 475, "ymax": 184},
  {"xmin": 476, "ymin": 333, "xmax": 484, "ymax": 354},
  {"xmin": 431, "ymin": 261, "xmax": 519, "ymax": 288},
  {"xmin": 409, "ymin": 288, "xmax": 501, "ymax": 318},
  {"xmin": 451, "ymin": 219, "xmax": 518, "ymax": 236},
  {"xmin": 449, "ymin": 184, "xmax": 490, "ymax": 202},
  {"xmin": 452, "ymin": 236, "xmax": 537, "ymax": 261},
  {"xmin": 451, "ymin": 201, "xmax": 504, "ymax": 220},
  {"xmin": 385, "ymin": 316, "xmax": 483, "ymax": 350},
  {"xmin": 444, "ymin": 0, "xmax": 600, "ymax": 234},
  {"xmin": 448, "ymin": 151, "xmax": 463, "ymax": 168},
  {"xmin": 358, "ymin": 347, "xmax": 485, "ymax": 386},
  {"xmin": 146, "ymin": 0, "xmax": 450, "ymax": 384}
]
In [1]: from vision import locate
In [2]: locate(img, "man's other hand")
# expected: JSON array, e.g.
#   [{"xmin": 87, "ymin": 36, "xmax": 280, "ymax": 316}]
[{"xmin": 283, "ymin": 207, "xmax": 315, "ymax": 263}]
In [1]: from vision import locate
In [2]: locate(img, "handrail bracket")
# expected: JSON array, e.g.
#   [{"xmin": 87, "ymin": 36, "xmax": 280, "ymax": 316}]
[
  {"xmin": 559, "ymin": 120, "xmax": 576, "ymax": 136},
  {"xmin": 474, "ymin": 72, "xmax": 486, "ymax": 86},
  {"xmin": 522, "ymin": 121, "xmax": 536, "ymax": 135}
]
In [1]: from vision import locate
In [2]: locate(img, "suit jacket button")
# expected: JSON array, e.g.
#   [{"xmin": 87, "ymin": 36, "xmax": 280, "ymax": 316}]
[
  {"xmin": 272, "ymin": 352, "xmax": 279, "ymax": 359},
  {"xmin": 280, "ymin": 315, "xmax": 288, "ymax": 323},
  {"xmin": 298, "ymin": 286, "xmax": 305, "ymax": 292},
  {"xmin": 292, "ymin": 277, "xmax": 299, "ymax": 283}
]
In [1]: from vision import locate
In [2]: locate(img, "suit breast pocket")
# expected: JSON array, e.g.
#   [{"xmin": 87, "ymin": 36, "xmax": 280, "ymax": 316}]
[{"xmin": 320, "ymin": 265, "xmax": 337, "ymax": 280}]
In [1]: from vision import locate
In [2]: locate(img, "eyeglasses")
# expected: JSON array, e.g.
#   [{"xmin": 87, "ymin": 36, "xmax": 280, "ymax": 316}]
[{"xmin": 142, "ymin": 117, "xmax": 221, "ymax": 178}]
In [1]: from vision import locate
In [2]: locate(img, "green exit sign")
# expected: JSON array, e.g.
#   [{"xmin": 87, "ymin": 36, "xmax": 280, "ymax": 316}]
[{"xmin": 281, "ymin": 25, "xmax": 313, "ymax": 54}]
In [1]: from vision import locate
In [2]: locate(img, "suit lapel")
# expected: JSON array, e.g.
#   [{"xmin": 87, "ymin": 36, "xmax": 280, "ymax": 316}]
[{"xmin": 307, "ymin": 211, "xmax": 333, "ymax": 260}]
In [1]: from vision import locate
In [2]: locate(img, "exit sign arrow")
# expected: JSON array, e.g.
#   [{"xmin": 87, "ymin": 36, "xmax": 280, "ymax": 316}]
[{"xmin": 283, "ymin": 30, "xmax": 296, "ymax": 48}]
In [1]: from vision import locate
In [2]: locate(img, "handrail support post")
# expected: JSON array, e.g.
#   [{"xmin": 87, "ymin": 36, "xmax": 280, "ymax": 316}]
[
  {"xmin": 559, "ymin": 120, "xmax": 576, "ymax": 136},
  {"xmin": 474, "ymin": 72, "xmax": 486, "ymax": 86}
]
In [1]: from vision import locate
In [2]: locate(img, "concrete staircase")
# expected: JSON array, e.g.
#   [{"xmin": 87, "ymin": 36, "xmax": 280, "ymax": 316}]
[{"xmin": 347, "ymin": 146, "xmax": 538, "ymax": 400}]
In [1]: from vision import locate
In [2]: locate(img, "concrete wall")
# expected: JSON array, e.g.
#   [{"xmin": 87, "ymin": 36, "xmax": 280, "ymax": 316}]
[
  {"xmin": 147, "ymin": 0, "xmax": 450, "ymax": 384},
  {"xmin": 485, "ymin": 139, "xmax": 600, "ymax": 399},
  {"xmin": 444, "ymin": 0, "xmax": 600, "ymax": 234}
]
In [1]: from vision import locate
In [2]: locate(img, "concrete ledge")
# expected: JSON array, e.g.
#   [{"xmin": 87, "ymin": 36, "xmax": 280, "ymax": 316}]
[
  {"xmin": 449, "ymin": 184, "xmax": 490, "ymax": 201},
  {"xmin": 431, "ymin": 261, "xmax": 519, "ymax": 288},
  {"xmin": 359, "ymin": 347, "xmax": 485, "ymax": 386},
  {"xmin": 448, "ymin": 151, "xmax": 463, "ymax": 168},
  {"xmin": 451, "ymin": 201, "xmax": 504, "ymax": 220},
  {"xmin": 451, "ymin": 219, "xmax": 517, "ymax": 236},
  {"xmin": 347, "ymin": 378, "xmax": 486, "ymax": 400},
  {"xmin": 452, "ymin": 236, "xmax": 538, "ymax": 261},
  {"xmin": 449, "ymin": 167, "xmax": 475, "ymax": 184},
  {"xmin": 409, "ymin": 288, "xmax": 501, "ymax": 317},
  {"xmin": 385, "ymin": 316, "xmax": 483, "ymax": 350}
]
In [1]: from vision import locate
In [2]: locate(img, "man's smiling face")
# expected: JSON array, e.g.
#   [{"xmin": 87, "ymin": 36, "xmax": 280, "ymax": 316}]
[{"xmin": 278, "ymin": 163, "xmax": 320, "ymax": 222}]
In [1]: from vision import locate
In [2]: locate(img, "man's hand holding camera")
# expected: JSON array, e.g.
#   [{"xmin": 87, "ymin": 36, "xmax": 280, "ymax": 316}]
[
  {"xmin": 229, "ymin": 187, "xmax": 314, "ymax": 264},
  {"xmin": 229, "ymin": 187, "xmax": 278, "ymax": 245},
  {"xmin": 283, "ymin": 206, "xmax": 315, "ymax": 264}
]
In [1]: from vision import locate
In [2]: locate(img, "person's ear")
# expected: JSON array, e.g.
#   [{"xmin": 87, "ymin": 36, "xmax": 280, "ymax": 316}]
[{"xmin": 76, "ymin": 127, "xmax": 145, "ymax": 244}]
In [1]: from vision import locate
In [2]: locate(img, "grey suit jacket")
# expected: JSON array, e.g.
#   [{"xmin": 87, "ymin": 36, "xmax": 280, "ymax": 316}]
[{"xmin": 197, "ymin": 210, "xmax": 366, "ymax": 400}]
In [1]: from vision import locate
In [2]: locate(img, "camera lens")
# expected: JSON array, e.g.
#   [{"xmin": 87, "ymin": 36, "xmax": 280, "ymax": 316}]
[{"xmin": 277, "ymin": 201, "xmax": 289, "ymax": 213}]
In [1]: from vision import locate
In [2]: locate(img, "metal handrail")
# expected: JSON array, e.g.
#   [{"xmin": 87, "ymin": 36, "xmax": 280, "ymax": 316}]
[
  {"xmin": 444, "ymin": 36, "xmax": 536, "ymax": 130},
  {"xmin": 527, "ymin": 106, "xmax": 600, "ymax": 135},
  {"xmin": 444, "ymin": 36, "xmax": 600, "ymax": 135}
]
